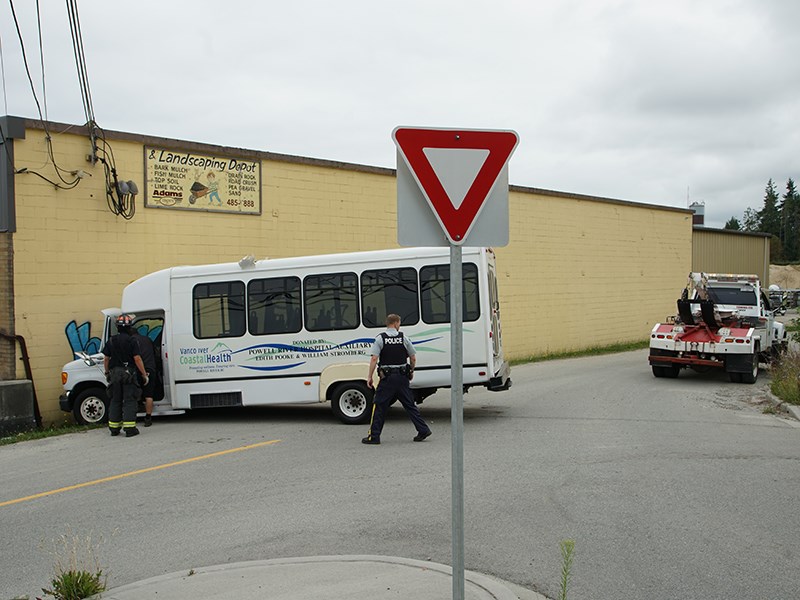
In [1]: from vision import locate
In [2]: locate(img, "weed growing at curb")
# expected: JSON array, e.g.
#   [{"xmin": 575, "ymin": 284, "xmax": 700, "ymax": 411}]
[
  {"xmin": 769, "ymin": 349, "xmax": 800, "ymax": 405},
  {"xmin": 558, "ymin": 539, "xmax": 575, "ymax": 600},
  {"xmin": 39, "ymin": 532, "xmax": 107, "ymax": 600}
]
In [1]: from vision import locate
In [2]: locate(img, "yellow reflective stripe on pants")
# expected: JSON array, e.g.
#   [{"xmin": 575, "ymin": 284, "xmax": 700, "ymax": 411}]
[
  {"xmin": 109, "ymin": 421, "xmax": 122, "ymax": 429},
  {"xmin": 123, "ymin": 421, "xmax": 137, "ymax": 429},
  {"xmin": 365, "ymin": 404, "xmax": 377, "ymax": 440}
]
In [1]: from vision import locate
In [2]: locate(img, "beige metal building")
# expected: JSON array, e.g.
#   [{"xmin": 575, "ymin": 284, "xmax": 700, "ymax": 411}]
[
  {"xmin": 0, "ymin": 116, "xmax": 765, "ymax": 423},
  {"xmin": 692, "ymin": 226, "xmax": 771, "ymax": 284}
]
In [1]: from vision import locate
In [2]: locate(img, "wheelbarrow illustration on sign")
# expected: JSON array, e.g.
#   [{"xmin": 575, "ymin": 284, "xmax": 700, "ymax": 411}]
[{"xmin": 188, "ymin": 181, "xmax": 210, "ymax": 204}]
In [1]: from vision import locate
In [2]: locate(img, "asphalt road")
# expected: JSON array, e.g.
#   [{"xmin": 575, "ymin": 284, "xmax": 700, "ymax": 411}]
[{"xmin": 1, "ymin": 349, "xmax": 799, "ymax": 600}]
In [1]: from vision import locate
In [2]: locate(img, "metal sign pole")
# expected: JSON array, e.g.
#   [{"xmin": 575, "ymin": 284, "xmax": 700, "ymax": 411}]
[{"xmin": 450, "ymin": 243, "xmax": 465, "ymax": 600}]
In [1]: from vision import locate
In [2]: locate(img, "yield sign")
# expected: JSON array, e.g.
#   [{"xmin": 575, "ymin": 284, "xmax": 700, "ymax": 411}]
[{"xmin": 392, "ymin": 127, "xmax": 519, "ymax": 244}]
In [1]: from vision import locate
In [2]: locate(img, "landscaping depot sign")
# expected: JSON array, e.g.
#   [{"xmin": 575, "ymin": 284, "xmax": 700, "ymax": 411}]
[{"xmin": 144, "ymin": 146, "xmax": 262, "ymax": 214}]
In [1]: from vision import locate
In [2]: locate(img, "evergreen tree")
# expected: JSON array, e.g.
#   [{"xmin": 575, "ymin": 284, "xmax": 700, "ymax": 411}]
[
  {"xmin": 782, "ymin": 178, "xmax": 800, "ymax": 262},
  {"xmin": 724, "ymin": 216, "xmax": 741, "ymax": 230},
  {"xmin": 758, "ymin": 179, "xmax": 781, "ymax": 239}
]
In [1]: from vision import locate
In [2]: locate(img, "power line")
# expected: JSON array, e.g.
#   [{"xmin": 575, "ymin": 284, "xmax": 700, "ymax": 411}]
[
  {"xmin": 7, "ymin": 0, "xmax": 136, "ymax": 215},
  {"xmin": 8, "ymin": 0, "xmax": 46, "ymax": 123},
  {"xmin": 35, "ymin": 0, "xmax": 47, "ymax": 122},
  {"xmin": 7, "ymin": 0, "xmax": 81, "ymax": 189},
  {"xmin": 0, "ymin": 33, "xmax": 8, "ymax": 114},
  {"xmin": 66, "ymin": 0, "xmax": 95, "ymax": 126},
  {"xmin": 63, "ymin": 1, "xmax": 135, "ymax": 219}
]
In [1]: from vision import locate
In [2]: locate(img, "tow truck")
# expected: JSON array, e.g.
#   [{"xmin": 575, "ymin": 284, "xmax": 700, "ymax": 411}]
[{"xmin": 649, "ymin": 273, "xmax": 788, "ymax": 383}]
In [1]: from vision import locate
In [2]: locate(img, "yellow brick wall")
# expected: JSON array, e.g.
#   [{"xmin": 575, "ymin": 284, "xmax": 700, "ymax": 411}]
[
  {"xmin": 497, "ymin": 191, "xmax": 692, "ymax": 358},
  {"xmin": 10, "ymin": 124, "xmax": 692, "ymax": 422}
]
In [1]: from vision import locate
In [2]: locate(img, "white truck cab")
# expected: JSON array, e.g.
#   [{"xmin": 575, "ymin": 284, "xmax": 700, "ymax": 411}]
[{"xmin": 60, "ymin": 308, "xmax": 178, "ymax": 424}]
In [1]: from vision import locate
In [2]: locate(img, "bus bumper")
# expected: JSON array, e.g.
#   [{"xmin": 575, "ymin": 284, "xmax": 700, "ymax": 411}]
[
  {"xmin": 59, "ymin": 393, "xmax": 72, "ymax": 412},
  {"xmin": 488, "ymin": 361, "xmax": 512, "ymax": 391}
]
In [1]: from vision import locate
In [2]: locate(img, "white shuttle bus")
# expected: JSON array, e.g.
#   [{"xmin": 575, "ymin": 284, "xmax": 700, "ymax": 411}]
[{"xmin": 60, "ymin": 247, "xmax": 511, "ymax": 425}]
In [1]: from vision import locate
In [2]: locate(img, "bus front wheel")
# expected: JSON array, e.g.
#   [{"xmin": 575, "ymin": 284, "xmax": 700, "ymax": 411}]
[
  {"xmin": 331, "ymin": 382, "xmax": 373, "ymax": 425},
  {"xmin": 73, "ymin": 387, "xmax": 109, "ymax": 425}
]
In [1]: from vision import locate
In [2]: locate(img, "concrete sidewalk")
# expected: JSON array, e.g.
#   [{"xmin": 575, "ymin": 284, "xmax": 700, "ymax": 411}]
[{"xmin": 95, "ymin": 555, "xmax": 547, "ymax": 600}]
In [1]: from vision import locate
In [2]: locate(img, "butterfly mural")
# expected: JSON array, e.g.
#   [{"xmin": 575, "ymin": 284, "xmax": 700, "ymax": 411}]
[
  {"xmin": 65, "ymin": 318, "xmax": 162, "ymax": 359},
  {"xmin": 64, "ymin": 320, "xmax": 101, "ymax": 358}
]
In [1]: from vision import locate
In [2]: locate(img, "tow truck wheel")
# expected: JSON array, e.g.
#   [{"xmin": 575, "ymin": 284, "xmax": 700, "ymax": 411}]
[
  {"xmin": 331, "ymin": 382, "xmax": 373, "ymax": 425},
  {"xmin": 652, "ymin": 365, "xmax": 679, "ymax": 378},
  {"xmin": 741, "ymin": 351, "xmax": 759, "ymax": 384},
  {"xmin": 72, "ymin": 387, "xmax": 109, "ymax": 425}
]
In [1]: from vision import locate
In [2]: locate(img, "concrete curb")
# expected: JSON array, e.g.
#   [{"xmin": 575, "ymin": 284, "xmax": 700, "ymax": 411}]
[
  {"xmin": 765, "ymin": 390, "xmax": 800, "ymax": 421},
  {"xmin": 94, "ymin": 555, "xmax": 547, "ymax": 600}
]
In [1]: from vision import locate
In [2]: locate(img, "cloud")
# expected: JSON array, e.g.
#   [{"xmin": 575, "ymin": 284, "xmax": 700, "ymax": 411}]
[{"xmin": 1, "ymin": 0, "xmax": 798, "ymax": 228}]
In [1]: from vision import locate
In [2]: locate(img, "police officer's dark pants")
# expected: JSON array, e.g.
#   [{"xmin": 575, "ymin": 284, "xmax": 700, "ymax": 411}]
[
  {"xmin": 108, "ymin": 368, "xmax": 139, "ymax": 431},
  {"xmin": 367, "ymin": 373, "xmax": 430, "ymax": 441}
]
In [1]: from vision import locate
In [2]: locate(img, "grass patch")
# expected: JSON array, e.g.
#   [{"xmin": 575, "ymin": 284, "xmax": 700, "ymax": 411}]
[
  {"xmin": 40, "ymin": 531, "xmax": 107, "ymax": 600},
  {"xmin": 42, "ymin": 568, "xmax": 105, "ymax": 600},
  {"xmin": 0, "ymin": 423, "xmax": 102, "ymax": 446},
  {"xmin": 770, "ymin": 349, "xmax": 800, "ymax": 405},
  {"xmin": 510, "ymin": 340, "xmax": 649, "ymax": 366}
]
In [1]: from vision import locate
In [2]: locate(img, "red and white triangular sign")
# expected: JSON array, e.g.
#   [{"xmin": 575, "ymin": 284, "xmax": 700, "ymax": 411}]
[{"xmin": 392, "ymin": 127, "xmax": 519, "ymax": 244}]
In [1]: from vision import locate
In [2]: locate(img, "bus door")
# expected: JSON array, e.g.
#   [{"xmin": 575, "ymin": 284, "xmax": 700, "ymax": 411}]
[
  {"xmin": 487, "ymin": 262, "xmax": 504, "ymax": 367},
  {"xmin": 132, "ymin": 315, "xmax": 169, "ymax": 406}
]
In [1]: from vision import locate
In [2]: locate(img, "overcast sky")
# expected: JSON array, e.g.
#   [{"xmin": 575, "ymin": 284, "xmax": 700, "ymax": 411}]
[{"xmin": 2, "ymin": 0, "xmax": 798, "ymax": 228}]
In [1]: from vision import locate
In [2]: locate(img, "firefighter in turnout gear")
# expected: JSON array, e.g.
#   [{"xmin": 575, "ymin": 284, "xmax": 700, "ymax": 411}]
[
  {"xmin": 103, "ymin": 314, "xmax": 148, "ymax": 437},
  {"xmin": 362, "ymin": 314, "xmax": 432, "ymax": 445}
]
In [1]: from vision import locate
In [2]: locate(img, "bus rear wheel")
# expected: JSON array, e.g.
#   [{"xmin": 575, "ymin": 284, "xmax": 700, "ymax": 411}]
[{"xmin": 331, "ymin": 382, "xmax": 373, "ymax": 425}]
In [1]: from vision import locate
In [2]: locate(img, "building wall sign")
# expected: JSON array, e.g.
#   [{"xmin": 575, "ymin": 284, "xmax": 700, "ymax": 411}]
[{"xmin": 144, "ymin": 146, "xmax": 262, "ymax": 214}]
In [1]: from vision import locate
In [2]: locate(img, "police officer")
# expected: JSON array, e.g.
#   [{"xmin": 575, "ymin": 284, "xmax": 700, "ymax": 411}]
[
  {"xmin": 362, "ymin": 314, "xmax": 432, "ymax": 445},
  {"xmin": 103, "ymin": 314, "xmax": 148, "ymax": 437}
]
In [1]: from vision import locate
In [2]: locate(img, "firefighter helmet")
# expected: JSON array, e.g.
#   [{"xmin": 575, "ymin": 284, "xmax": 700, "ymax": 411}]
[{"xmin": 115, "ymin": 314, "xmax": 133, "ymax": 328}]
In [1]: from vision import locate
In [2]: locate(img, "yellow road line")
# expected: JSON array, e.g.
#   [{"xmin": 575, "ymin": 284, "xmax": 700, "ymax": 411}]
[{"xmin": 0, "ymin": 439, "xmax": 280, "ymax": 508}]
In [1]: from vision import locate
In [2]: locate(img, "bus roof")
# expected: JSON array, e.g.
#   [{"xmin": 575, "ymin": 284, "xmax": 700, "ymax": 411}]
[{"xmin": 168, "ymin": 246, "xmax": 490, "ymax": 280}]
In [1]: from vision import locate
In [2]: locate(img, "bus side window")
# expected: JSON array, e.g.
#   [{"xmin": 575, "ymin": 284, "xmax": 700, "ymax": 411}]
[
  {"xmin": 304, "ymin": 272, "xmax": 359, "ymax": 332},
  {"xmin": 420, "ymin": 263, "xmax": 480, "ymax": 324},
  {"xmin": 247, "ymin": 276, "xmax": 302, "ymax": 335},
  {"xmin": 193, "ymin": 281, "xmax": 246, "ymax": 338},
  {"xmin": 360, "ymin": 267, "xmax": 419, "ymax": 327}
]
